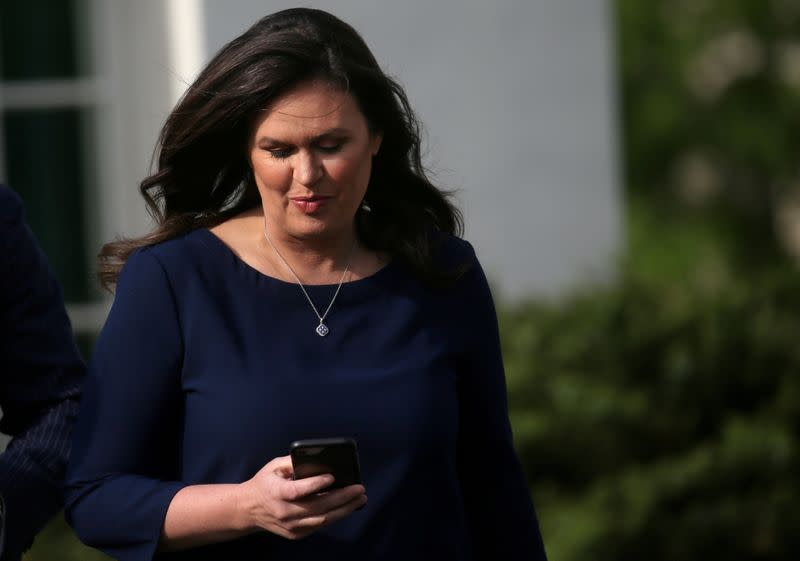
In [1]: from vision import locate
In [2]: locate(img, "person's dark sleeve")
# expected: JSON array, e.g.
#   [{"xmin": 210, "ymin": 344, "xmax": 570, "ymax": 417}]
[
  {"xmin": 64, "ymin": 250, "xmax": 186, "ymax": 561},
  {"xmin": 0, "ymin": 186, "xmax": 84, "ymax": 560},
  {"xmin": 453, "ymin": 245, "xmax": 547, "ymax": 560}
]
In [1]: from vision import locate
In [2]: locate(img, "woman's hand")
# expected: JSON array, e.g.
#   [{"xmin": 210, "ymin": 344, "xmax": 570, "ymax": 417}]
[{"xmin": 238, "ymin": 455, "xmax": 367, "ymax": 540}]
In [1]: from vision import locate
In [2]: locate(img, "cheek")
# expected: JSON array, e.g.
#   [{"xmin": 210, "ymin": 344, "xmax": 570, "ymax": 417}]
[
  {"xmin": 327, "ymin": 157, "xmax": 372, "ymax": 194},
  {"xmin": 252, "ymin": 160, "xmax": 292, "ymax": 192}
]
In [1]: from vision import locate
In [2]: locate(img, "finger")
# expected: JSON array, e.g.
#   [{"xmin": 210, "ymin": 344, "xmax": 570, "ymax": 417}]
[
  {"xmin": 295, "ymin": 493, "xmax": 368, "ymax": 530},
  {"xmin": 289, "ymin": 484, "xmax": 366, "ymax": 518},
  {"xmin": 279, "ymin": 474, "xmax": 337, "ymax": 501},
  {"xmin": 307, "ymin": 484, "xmax": 366, "ymax": 509},
  {"xmin": 267, "ymin": 455, "xmax": 294, "ymax": 478},
  {"xmin": 270, "ymin": 522, "xmax": 315, "ymax": 541}
]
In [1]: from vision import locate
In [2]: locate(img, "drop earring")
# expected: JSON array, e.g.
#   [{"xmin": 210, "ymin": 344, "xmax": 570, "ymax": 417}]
[{"xmin": 360, "ymin": 200, "xmax": 372, "ymax": 213}]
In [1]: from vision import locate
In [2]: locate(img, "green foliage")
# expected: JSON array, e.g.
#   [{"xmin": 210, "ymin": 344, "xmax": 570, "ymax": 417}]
[
  {"xmin": 618, "ymin": 0, "xmax": 800, "ymax": 264},
  {"xmin": 503, "ymin": 253, "xmax": 800, "ymax": 560},
  {"xmin": 503, "ymin": 203, "xmax": 800, "ymax": 560}
]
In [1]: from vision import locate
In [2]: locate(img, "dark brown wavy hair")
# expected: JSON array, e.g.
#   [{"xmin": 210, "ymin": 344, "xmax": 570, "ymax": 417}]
[{"xmin": 99, "ymin": 7, "xmax": 463, "ymax": 289}]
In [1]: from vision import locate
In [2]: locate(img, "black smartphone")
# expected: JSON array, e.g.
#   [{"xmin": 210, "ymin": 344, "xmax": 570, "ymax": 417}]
[{"xmin": 290, "ymin": 437, "xmax": 362, "ymax": 490}]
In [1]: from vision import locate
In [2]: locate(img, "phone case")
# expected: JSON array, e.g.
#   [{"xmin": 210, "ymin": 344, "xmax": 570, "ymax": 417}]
[{"xmin": 290, "ymin": 437, "xmax": 362, "ymax": 489}]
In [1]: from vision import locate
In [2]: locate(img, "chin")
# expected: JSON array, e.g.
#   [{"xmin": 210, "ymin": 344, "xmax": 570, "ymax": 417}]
[{"xmin": 289, "ymin": 218, "xmax": 340, "ymax": 240}]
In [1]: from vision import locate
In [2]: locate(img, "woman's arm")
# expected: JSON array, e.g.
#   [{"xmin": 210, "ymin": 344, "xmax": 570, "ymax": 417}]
[
  {"xmin": 64, "ymin": 250, "xmax": 188, "ymax": 561},
  {"xmin": 452, "ymin": 244, "xmax": 548, "ymax": 561},
  {"xmin": 160, "ymin": 456, "xmax": 366, "ymax": 551}
]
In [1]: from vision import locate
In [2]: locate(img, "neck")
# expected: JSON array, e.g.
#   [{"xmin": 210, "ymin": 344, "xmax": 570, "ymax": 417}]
[{"xmin": 262, "ymin": 220, "xmax": 358, "ymax": 285}]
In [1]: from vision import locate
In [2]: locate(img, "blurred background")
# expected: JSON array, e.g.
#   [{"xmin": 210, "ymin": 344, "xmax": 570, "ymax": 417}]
[{"xmin": 1, "ymin": 0, "xmax": 798, "ymax": 559}]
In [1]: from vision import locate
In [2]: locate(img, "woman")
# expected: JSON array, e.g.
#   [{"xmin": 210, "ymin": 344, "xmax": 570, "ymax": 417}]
[{"xmin": 65, "ymin": 8, "xmax": 547, "ymax": 561}]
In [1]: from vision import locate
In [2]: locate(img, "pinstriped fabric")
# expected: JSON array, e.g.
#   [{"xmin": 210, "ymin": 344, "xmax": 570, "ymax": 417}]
[
  {"xmin": 0, "ymin": 495, "xmax": 4, "ymax": 559},
  {"xmin": 0, "ymin": 185, "xmax": 85, "ymax": 560}
]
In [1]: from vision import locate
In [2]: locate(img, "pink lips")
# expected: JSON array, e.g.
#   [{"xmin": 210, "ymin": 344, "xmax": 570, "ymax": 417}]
[{"xmin": 290, "ymin": 196, "xmax": 332, "ymax": 214}]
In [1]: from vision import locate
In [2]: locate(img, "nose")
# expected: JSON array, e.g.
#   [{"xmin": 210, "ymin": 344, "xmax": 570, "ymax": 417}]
[{"xmin": 293, "ymin": 150, "xmax": 323, "ymax": 186}]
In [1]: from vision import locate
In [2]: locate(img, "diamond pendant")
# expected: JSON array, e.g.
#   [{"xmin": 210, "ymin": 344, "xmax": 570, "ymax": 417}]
[{"xmin": 316, "ymin": 323, "xmax": 330, "ymax": 337}]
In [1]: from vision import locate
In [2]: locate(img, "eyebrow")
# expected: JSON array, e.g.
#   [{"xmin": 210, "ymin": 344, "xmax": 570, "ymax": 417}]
[{"xmin": 256, "ymin": 128, "xmax": 351, "ymax": 145}]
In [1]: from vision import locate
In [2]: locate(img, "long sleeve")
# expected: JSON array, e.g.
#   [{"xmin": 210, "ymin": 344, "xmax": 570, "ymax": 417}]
[
  {"xmin": 0, "ymin": 185, "xmax": 84, "ymax": 560},
  {"xmin": 452, "ymin": 246, "xmax": 547, "ymax": 560},
  {"xmin": 64, "ymin": 250, "xmax": 186, "ymax": 561}
]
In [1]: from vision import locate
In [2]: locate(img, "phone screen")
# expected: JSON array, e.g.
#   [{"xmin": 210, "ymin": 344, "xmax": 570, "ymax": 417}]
[{"xmin": 290, "ymin": 438, "xmax": 362, "ymax": 490}]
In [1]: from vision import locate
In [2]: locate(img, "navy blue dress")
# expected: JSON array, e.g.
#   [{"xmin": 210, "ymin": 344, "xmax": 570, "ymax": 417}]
[{"xmin": 65, "ymin": 228, "xmax": 546, "ymax": 561}]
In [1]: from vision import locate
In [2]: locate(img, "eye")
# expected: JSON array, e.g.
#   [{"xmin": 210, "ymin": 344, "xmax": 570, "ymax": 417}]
[
  {"xmin": 317, "ymin": 144, "xmax": 341, "ymax": 154},
  {"xmin": 266, "ymin": 147, "xmax": 293, "ymax": 160},
  {"xmin": 315, "ymin": 136, "xmax": 348, "ymax": 154}
]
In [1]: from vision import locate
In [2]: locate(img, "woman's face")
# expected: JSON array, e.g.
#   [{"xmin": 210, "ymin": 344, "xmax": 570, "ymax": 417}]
[{"xmin": 249, "ymin": 80, "xmax": 382, "ymax": 243}]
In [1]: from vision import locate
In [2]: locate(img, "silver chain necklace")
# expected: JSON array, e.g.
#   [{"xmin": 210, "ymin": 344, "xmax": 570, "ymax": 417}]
[{"xmin": 263, "ymin": 224, "xmax": 355, "ymax": 337}]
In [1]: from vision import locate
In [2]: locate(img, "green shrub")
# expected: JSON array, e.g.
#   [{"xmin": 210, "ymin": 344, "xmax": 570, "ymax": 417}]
[{"xmin": 503, "ymin": 258, "xmax": 800, "ymax": 561}]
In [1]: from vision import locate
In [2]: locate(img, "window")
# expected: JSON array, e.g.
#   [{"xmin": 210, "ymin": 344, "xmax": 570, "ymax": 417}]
[{"xmin": 0, "ymin": 0, "xmax": 109, "ymax": 357}]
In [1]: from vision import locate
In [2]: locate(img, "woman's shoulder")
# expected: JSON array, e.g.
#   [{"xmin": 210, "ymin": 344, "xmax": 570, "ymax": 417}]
[
  {"xmin": 119, "ymin": 229, "xmax": 215, "ymax": 288},
  {"xmin": 429, "ymin": 231, "xmax": 479, "ymax": 274},
  {"xmin": 138, "ymin": 229, "xmax": 210, "ymax": 266},
  {"xmin": 433, "ymin": 231, "xmax": 476, "ymax": 259},
  {"xmin": 123, "ymin": 212, "xmax": 260, "ymax": 287}
]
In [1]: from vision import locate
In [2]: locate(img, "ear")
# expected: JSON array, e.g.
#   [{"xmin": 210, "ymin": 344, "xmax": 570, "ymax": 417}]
[{"xmin": 370, "ymin": 132, "xmax": 383, "ymax": 156}]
